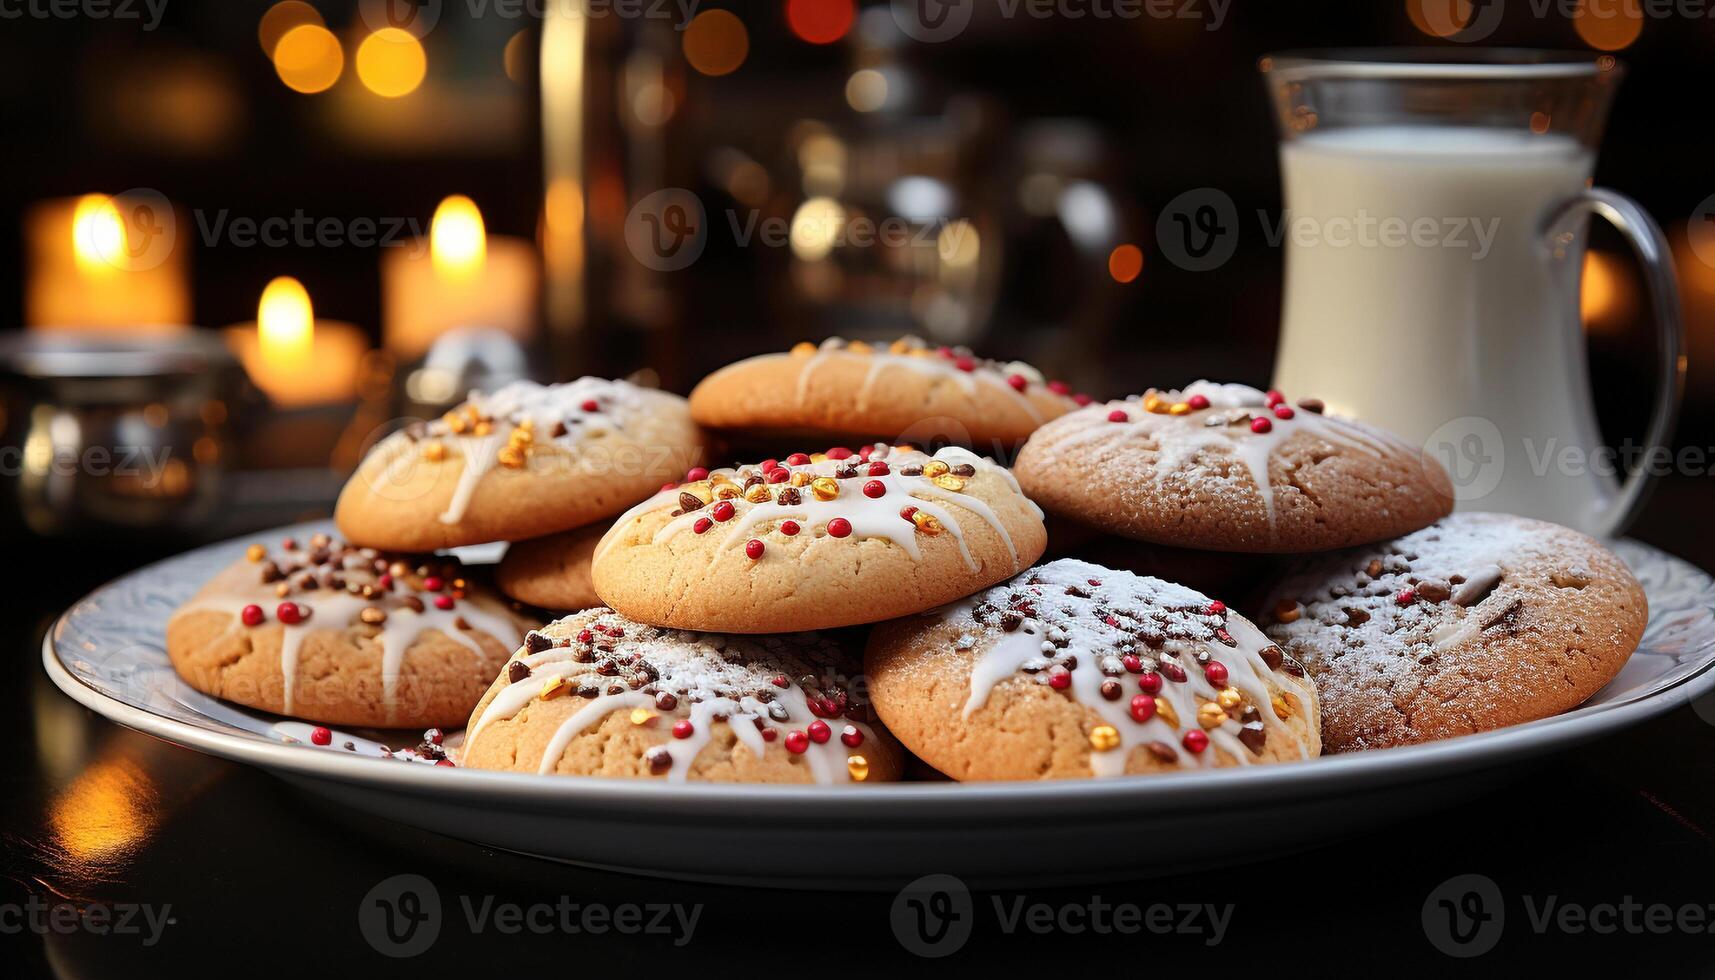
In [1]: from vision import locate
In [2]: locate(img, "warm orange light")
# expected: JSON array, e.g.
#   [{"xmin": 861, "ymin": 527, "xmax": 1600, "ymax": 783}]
[
  {"xmin": 71, "ymin": 194, "xmax": 126, "ymax": 277},
  {"xmin": 258, "ymin": 276, "xmax": 315, "ymax": 367},
  {"xmin": 431, "ymin": 195, "xmax": 488, "ymax": 282},
  {"xmin": 48, "ymin": 758, "xmax": 158, "ymax": 866},
  {"xmin": 258, "ymin": 1, "xmax": 324, "ymax": 56},
  {"xmin": 1574, "ymin": 5, "xmax": 1643, "ymax": 50},
  {"xmin": 1529, "ymin": 111, "xmax": 1551, "ymax": 134},
  {"xmin": 356, "ymin": 28, "xmax": 426, "ymax": 98},
  {"xmin": 683, "ymin": 10, "xmax": 748, "ymax": 77},
  {"xmin": 504, "ymin": 29, "xmax": 531, "ymax": 83},
  {"xmin": 786, "ymin": 0, "xmax": 854, "ymax": 45},
  {"xmin": 1108, "ymin": 244, "xmax": 1144, "ymax": 283},
  {"xmin": 274, "ymin": 23, "xmax": 344, "ymax": 94}
]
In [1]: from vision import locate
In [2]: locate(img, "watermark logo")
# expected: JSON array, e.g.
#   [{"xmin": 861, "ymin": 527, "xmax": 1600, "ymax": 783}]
[
  {"xmin": 1688, "ymin": 193, "xmax": 1715, "ymax": 270},
  {"xmin": 1423, "ymin": 874, "xmax": 1505, "ymax": 957},
  {"xmin": 1414, "ymin": 0, "xmax": 1505, "ymax": 41},
  {"xmin": 359, "ymin": 874, "xmax": 443, "ymax": 958},
  {"xmin": 626, "ymin": 188, "xmax": 708, "ymax": 272},
  {"xmin": 1422, "ymin": 416, "xmax": 1506, "ymax": 502},
  {"xmin": 1157, "ymin": 188, "xmax": 1239, "ymax": 272},
  {"xmin": 0, "ymin": 897, "xmax": 175, "ymax": 947},
  {"xmin": 0, "ymin": 0, "xmax": 169, "ymax": 30},
  {"xmin": 360, "ymin": 0, "xmax": 443, "ymax": 36},
  {"xmin": 890, "ymin": 874, "xmax": 974, "ymax": 958},
  {"xmin": 891, "ymin": 0, "xmax": 975, "ymax": 41}
]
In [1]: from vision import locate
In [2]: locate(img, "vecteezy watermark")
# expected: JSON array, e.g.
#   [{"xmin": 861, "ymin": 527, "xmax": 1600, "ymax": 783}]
[
  {"xmin": 1, "ymin": 444, "xmax": 176, "ymax": 483},
  {"xmin": 192, "ymin": 210, "xmax": 427, "ymax": 257},
  {"xmin": 1424, "ymin": 873, "xmax": 1715, "ymax": 957},
  {"xmin": 0, "ymin": 0, "xmax": 169, "ymax": 30},
  {"xmin": 889, "ymin": 873, "xmax": 1233, "ymax": 957},
  {"xmin": 0, "ymin": 897, "xmax": 175, "ymax": 947},
  {"xmin": 1411, "ymin": 0, "xmax": 1507, "ymax": 42},
  {"xmin": 359, "ymin": 0, "xmax": 702, "ymax": 37},
  {"xmin": 359, "ymin": 874, "xmax": 702, "ymax": 958},
  {"xmin": 890, "ymin": 0, "xmax": 1228, "ymax": 42}
]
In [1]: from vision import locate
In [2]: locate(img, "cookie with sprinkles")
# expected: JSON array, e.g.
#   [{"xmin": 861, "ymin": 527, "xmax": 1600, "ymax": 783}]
[
  {"xmin": 590, "ymin": 444, "xmax": 1047, "ymax": 632},
  {"xmin": 1014, "ymin": 381, "xmax": 1453, "ymax": 553},
  {"xmin": 335, "ymin": 378, "xmax": 704, "ymax": 552},
  {"xmin": 495, "ymin": 522, "xmax": 605, "ymax": 611},
  {"xmin": 459, "ymin": 608, "xmax": 903, "ymax": 783},
  {"xmin": 688, "ymin": 336, "xmax": 1086, "ymax": 450},
  {"xmin": 865, "ymin": 558, "xmax": 1320, "ymax": 779},
  {"xmin": 1259, "ymin": 512, "xmax": 1646, "ymax": 753},
  {"xmin": 166, "ymin": 533, "xmax": 534, "ymax": 728}
]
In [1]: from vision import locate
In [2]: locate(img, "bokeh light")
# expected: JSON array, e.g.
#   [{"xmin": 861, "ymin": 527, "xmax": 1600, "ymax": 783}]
[
  {"xmin": 683, "ymin": 10, "xmax": 749, "ymax": 77},
  {"xmin": 356, "ymin": 28, "xmax": 427, "ymax": 98},
  {"xmin": 431, "ymin": 195, "xmax": 488, "ymax": 281},
  {"xmin": 790, "ymin": 197, "xmax": 846, "ymax": 261},
  {"xmin": 1574, "ymin": 5, "xmax": 1643, "ymax": 50},
  {"xmin": 71, "ymin": 194, "xmax": 126, "ymax": 276},
  {"xmin": 258, "ymin": 276, "xmax": 314, "ymax": 366},
  {"xmin": 1108, "ymin": 244, "xmax": 1144, "ymax": 283},
  {"xmin": 504, "ymin": 29, "xmax": 531, "ymax": 83},
  {"xmin": 273, "ymin": 24, "xmax": 344, "ymax": 94},
  {"xmin": 787, "ymin": 0, "xmax": 855, "ymax": 44},
  {"xmin": 845, "ymin": 68, "xmax": 888, "ymax": 112},
  {"xmin": 258, "ymin": 1, "xmax": 324, "ymax": 56},
  {"xmin": 1406, "ymin": 0, "xmax": 1476, "ymax": 38}
]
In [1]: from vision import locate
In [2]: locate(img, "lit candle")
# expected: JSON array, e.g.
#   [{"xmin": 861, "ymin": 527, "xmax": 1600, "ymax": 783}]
[
  {"xmin": 25, "ymin": 193, "xmax": 191, "ymax": 331},
  {"xmin": 381, "ymin": 194, "xmax": 538, "ymax": 359},
  {"xmin": 225, "ymin": 277, "xmax": 369, "ymax": 407}
]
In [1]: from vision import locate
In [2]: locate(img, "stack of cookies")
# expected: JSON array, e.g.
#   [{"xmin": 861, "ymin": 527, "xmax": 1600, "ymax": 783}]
[{"xmin": 164, "ymin": 341, "xmax": 1649, "ymax": 784}]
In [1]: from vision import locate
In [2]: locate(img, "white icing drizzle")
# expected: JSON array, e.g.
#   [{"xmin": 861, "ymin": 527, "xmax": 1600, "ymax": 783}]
[
  {"xmin": 789, "ymin": 336, "xmax": 1070, "ymax": 422},
  {"xmin": 466, "ymin": 610, "xmax": 880, "ymax": 783},
  {"xmin": 943, "ymin": 559, "xmax": 1315, "ymax": 775},
  {"xmin": 183, "ymin": 537, "xmax": 526, "ymax": 717},
  {"xmin": 595, "ymin": 444, "xmax": 1042, "ymax": 574}
]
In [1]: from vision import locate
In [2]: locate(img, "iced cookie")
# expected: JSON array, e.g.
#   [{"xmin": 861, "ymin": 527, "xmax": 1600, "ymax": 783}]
[
  {"xmin": 1014, "ymin": 382, "xmax": 1452, "ymax": 553},
  {"xmin": 865, "ymin": 558, "xmax": 1320, "ymax": 779},
  {"xmin": 166, "ymin": 533, "xmax": 533, "ymax": 728},
  {"xmin": 591, "ymin": 444, "xmax": 1047, "ymax": 632},
  {"xmin": 688, "ymin": 336, "xmax": 1087, "ymax": 450},
  {"xmin": 459, "ymin": 608, "xmax": 902, "ymax": 783},
  {"xmin": 335, "ymin": 378, "xmax": 704, "ymax": 552},
  {"xmin": 1259, "ymin": 512, "xmax": 1646, "ymax": 752},
  {"xmin": 495, "ymin": 523, "xmax": 605, "ymax": 611}
]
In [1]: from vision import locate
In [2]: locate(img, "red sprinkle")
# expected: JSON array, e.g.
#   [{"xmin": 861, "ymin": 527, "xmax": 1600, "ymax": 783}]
[
  {"xmin": 276, "ymin": 602, "xmax": 304, "ymax": 625},
  {"xmin": 760, "ymin": 458, "xmax": 778, "ymax": 473},
  {"xmin": 828, "ymin": 447, "xmax": 853, "ymax": 460},
  {"xmin": 786, "ymin": 453, "xmax": 811, "ymax": 466},
  {"xmin": 581, "ymin": 399, "xmax": 601, "ymax": 412},
  {"xmin": 378, "ymin": 574, "xmax": 393, "ymax": 590},
  {"xmin": 1273, "ymin": 405, "xmax": 1295, "ymax": 420},
  {"xmin": 693, "ymin": 517, "xmax": 713, "ymax": 534},
  {"xmin": 1205, "ymin": 661, "xmax": 1229, "ymax": 686},
  {"xmin": 1121, "ymin": 654, "xmax": 1143, "ymax": 674},
  {"xmin": 767, "ymin": 468, "xmax": 790, "ymax": 483},
  {"xmin": 899, "ymin": 505, "xmax": 918, "ymax": 523},
  {"xmin": 1207, "ymin": 600, "xmax": 1226, "ymax": 616},
  {"xmin": 771, "ymin": 675, "xmax": 790, "ymax": 688},
  {"xmin": 423, "ymin": 576, "xmax": 444, "ymax": 592},
  {"xmin": 672, "ymin": 720, "xmax": 694, "ymax": 739},
  {"xmin": 661, "ymin": 483, "xmax": 677, "ymax": 492},
  {"xmin": 827, "ymin": 518, "xmax": 852, "ymax": 538},
  {"xmin": 1047, "ymin": 380, "xmax": 1071, "ymax": 395},
  {"xmin": 1183, "ymin": 730, "xmax": 1210, "ymax": 753},
  {"xmin": 577, "ymin": 629, "xmax": 593, "ymax": 644},
  {"xmin": 840, "ymin": 725, "xmax": 864, "ymax": 748},
  {"xmin": 955, "ymin": 356, "xmax": 976, "ymax": 372},
  {"xmin": 1250, "ymin": 417, "xmax": 1273, "ymax": 434},
  {"xmin": 435, "ymin": 758, "xmax": 455, "ymax": 767},
  {"xmin": 1007, "ymin": 374, "xmax": 1028, "ymax": 391},
  {"xmin": 1130, "ymin": 695, "xmax": 1156, "ymax": 723},
  {"xmin": 434, "ymin": 595, "xmax": 455, "ymax": 611},
  {"xmin": 745, "ymin": 539, "xmax": 765, "ymax": 560},
  {"xmin": 1187, "ymin": 394, "xmax": 1211, "ymax": 410},
  {"xmin": 867, "ymin": 461, "xmax": 890, "ymax": 476},
  {"xmin": 761, "ymin": 728, "xmax": 778, "ymax": 742},
  {"xmin": 241, "ymin": 604, "xmax": 265, "ymax": 627},
  {"xmin": 784, "ymin": 730, "xmax": 809, "ymax": 754},
  {"xmin": 863, "ymin": 480, "xmax": 886, "ymax": 498},
  {"xmin": 1265, "ymin": 389, "xmax": 1285, "ymax": 407},
  {"xmin": 310, "ymin": 726, "xmax": 332, "ymax": 745},
  {"xmin": 1396, "ymin": 589, "xmax": 1417, "ymax": 606},
  {"xmin": 1073, "ymin": 393, "xmax": 1094, "ymax": 406},
  {"xmin": 807, "ymin": 720, "xmax": 832, "ymax": 744},
  {"xmin": 1107, "ymin": 410, "xmax": 1129, "ymax": 423},
  {"xmin": 685, "ymin": 466, "xmax": 709, "ymax": 481},
  {"xmin": 712, "ymin": 500, "xmax": 736, "ymax": 522},
  {"xmin": 780, "ymin": 520, "xmax": 801, "ymax": 536},
  {"xmin": 1138, "ymin": 671, "xmax": 1163, "ymax": 694},
  {"xmin": 1048, "ymin": 670, "xmax": 1072, "ymax": 691},
  {"xmin": 425, "ymin": 728, "xmax": 444, "ymax": 744}
]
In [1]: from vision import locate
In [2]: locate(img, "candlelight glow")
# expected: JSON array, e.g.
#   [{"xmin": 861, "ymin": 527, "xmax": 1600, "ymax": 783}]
[
  {"xmin": 273, "ymin": 23, "xmax": 344, "ymax": 94},
  {"xmin": 356, "ymin": 27, "xmax": 427, "ymax": 98},
  {"xmin": 258, "ymin": 276, "xmax": 315, "ymax": 367},
  {"xmin": 71, "ymin": 194, "xmax": 126, "ymax": 276},
  {"xmin": 258, "ymin": 1, "xmax": 324, "ymax": 55},
  {"xmin": 431, "ymin": 195, "xmax": 488, "ymax": 281}
]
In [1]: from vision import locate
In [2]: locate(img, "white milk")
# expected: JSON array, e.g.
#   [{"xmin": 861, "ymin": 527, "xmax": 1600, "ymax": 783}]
[{"xmin": 1273, "ymin": 125, "xmax": 1612, "ymax": 527}]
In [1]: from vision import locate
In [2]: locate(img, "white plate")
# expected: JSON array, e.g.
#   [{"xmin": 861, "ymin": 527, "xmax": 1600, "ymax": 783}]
[{"xmin": 44, "ymin": 521, "xmax": 1715, "ymax": 889}]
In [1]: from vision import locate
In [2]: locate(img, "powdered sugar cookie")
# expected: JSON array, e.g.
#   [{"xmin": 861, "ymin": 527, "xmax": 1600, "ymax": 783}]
[
  {"xmin": 167, "ymin": 533, "xmax": 533, "ymax": 728},
  {"xmin": 1014, "ymin": 381, "xmax": 1452, "ymax": 553},
  {"xmin": 495, "ymin": 523, "xmax": 605, "ymax": 611},
  {"xmin": 336, "ymin": 379, "xmax": 704, "ymax": 552},
  {"xmin": 866, "ymin": 559, "xmax": 1320, "ymax": 779},
  {"xmin": 689, "ymin": 336, "xmax": 1087, "ymax": 450},
  {"xmin": 460, "ymin": 608, "xmax": 902, "ymax": 783},
  {"xmin": 1260, "ymin": 512, "xmax": 1645, "ymax": 752},
  {"xmin": 591, "ymin": 444, "xmax": 1047, "ymax": 632}
]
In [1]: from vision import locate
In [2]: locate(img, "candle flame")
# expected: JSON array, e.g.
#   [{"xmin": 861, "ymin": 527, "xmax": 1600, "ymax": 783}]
[
  {"xmin": 71, "ymin": 194, "xmax": 127, "ymax": 277},
  {"xmin": 258, "ymin": 276, "xmax": 314, "ymax": 367},
  {"xmin": 431, "ymin": 195, "xmax": 487, "ymax": 282}
]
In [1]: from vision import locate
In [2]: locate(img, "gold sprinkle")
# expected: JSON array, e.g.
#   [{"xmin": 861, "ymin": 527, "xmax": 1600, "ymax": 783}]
[
  {"xmin": 1273, "ymin": 599, "xmax": 1302, "ymax": 625},
  {"xmin": 922, "ymin": 460, "xmax": 950, "ymax": 478},
  {"xmin": 715, "ymin": 484, "xmax": 742, "ymax": 500},
  {"xmin": 540, "ymin": 677, "xmax": 569, "ymax": 700},
  {"xmin": 744, "ymin": 483, "xmax": 773, "ymax": 504},
  {"xmin": 847, "ymin": 340, "xmax": 872, "ymax": 354},
  {"xmin": 516, "ymin": 417, "xmax": 535, "ymax": 430},
  {"xmin": 894, "ymin": 444, "xmax": 917, "ymax": 453},
  {"xmin": 1143, "ymin": 394, "xmax": 1168, "ymax": 414},
  {"xmin": 846, "ymin": 755, "xmax": 870, "ymax": 781},
  {"xmin": 1169, "ymin": 401, "xmax": 1192, "ymax": 416},
  {"xmin": 911, "ymin": 511, "xmax": 943, "ymax": 535},
  {"xmin": 684, "ymin": 483, "xmax": 713, "ymax": 504},
  {"xmin": 811, "ymin": 477, "xmax": 840, "ymax": 500},
  {"xmin": 498, "ymin": 446, "xmax": 526, "ymax": 469},
  {"xmin": 360, "ymin": 606, "xmax": 387, "ymax": 625},
  {"xmin": 1155, "ymin": 698, "xmax": 1179, "ymax": 728},
  {"xmin": 1272, "ymin": 694, "xmax": 1295, "ymax": 720},
  {"xmin": 1217, "ymin": 688, "xmax": 1244, "ymax": 710},
  {"xmin": 473, "ymin": 420, "xmax": 493, "ymax": 436},
  {"xmin": 889, "ymin": 339, "xmax": 912, "ymax": 355},
  {"xmin": 444, "ymin": 413, "xmax": 469, "ymax": 434},
  {"xmin": 1088, "ymin": 725, "xmax": 1121, "ymax": 752},
  {"xmin": 422, "ymin": 441, "xmax": 447, "ymax": 462},
  {"xmin": 790, "ymin": 471, "xmax": 812, "ymax": 487},
  {"xmin": 509, "ymin": 426, "xmax": 534, "ymax": 446},
  {"xmin": 810, "ymin": 452, "xmax": 829, "ymax": 463},
  {"xmin": 246, "ymin": 544, "xmax": 266, "ymax": 563},
  {"xmin": 931, "ymin": 475, "xmax": 966, "ymax": 492},
  {"xmin": 791, "ymin": 341, "xmax": 817, "ymax": 356},
  {"xmin": 629, "ymin": 707, "xmax": 655, "ymax": 726},
  {"xmin": 1198, "ymin": 702, "xmax": 1228, "ymax": 729}
]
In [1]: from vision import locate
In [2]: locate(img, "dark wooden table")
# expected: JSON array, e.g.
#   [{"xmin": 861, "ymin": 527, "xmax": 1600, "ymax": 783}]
[{"xmin": 5, "ymin": 477, "xmax": 1715, "ymax": 975}]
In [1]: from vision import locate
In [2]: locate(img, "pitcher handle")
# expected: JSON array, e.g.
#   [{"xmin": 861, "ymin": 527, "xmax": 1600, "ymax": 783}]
[{"xmin": 1541, "ymin": 188, "xmax": 1686, "ymax": 538}]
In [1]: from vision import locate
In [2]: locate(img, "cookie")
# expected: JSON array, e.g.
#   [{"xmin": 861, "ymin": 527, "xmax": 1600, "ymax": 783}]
[
  {"xmin": 688, "ymin": 336, "xmax": 1087, "ymax": 451},
  {"xmin": 166, "ymin": 533, "xmax": 533, "ymax": 728},
  {"xmin": 865, "ymin": 558, "xmax": 1320, "ymax": 780},
  {"xmin": 459, "ymin": 608, "xmax": 903, "ymax": 783},
  {"xmin": 335, "ymin": 378, "xmax": 704, "ymax": 552},
  {"xmin": 1014, "ymin": 381, "xmax": 1453, "ymax": 553},
  {"xmin": 591, "ymin": 444, "xmax": 1047, "ymax": 632},
  {"xmin": 1259, "ymin": 512, "xmax": 1647, "ymax": 752},
  {"xmin": 495, "ymin": 524, "xmax": 605, "ymax": 611}
]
